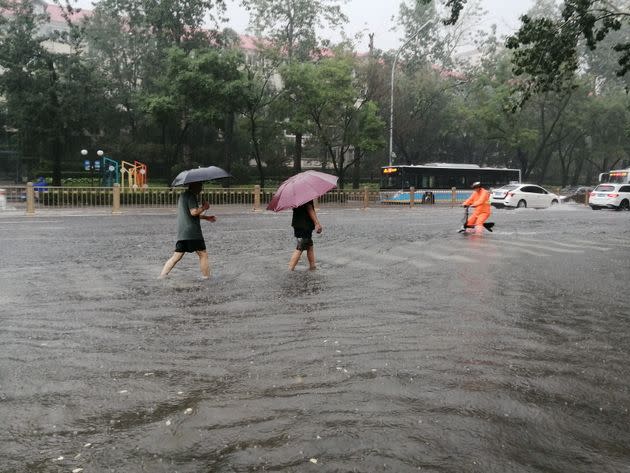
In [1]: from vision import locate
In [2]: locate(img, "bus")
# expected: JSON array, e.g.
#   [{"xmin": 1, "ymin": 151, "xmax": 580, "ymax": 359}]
[
  {"xmin": 599, "ymin": 168, "xmax": 630, "ymax": 184},
  {"xmin": 380, "ymin": 163, "xmax": 521, "ymax": 203}
]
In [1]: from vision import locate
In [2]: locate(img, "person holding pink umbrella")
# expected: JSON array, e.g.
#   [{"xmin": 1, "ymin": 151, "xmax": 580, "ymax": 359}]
[
  {"xmin": 288, "ymin": 200, "xmax": 322, "ymax": 270},
  {"xmin": 266, "ymin": 170, "xmax": 338, "ymax": 271}
]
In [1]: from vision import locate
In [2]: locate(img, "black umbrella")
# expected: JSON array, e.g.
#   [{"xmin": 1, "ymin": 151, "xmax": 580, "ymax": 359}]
[{"xmin": 171, "ymin": 166, "xmax": 231, "ymax": 187}]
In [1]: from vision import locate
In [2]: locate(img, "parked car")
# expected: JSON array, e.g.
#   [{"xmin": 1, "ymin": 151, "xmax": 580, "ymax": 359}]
[
  {"xmin": 588, "ymin": 183, "xmax": 630, "ymax": 210},
  {"xmin": 490, "ymin": 184, "xmax": 560, "ymax": 209}
]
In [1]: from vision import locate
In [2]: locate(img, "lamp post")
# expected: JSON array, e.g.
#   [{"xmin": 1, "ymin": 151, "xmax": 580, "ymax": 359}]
[
  {"xmin": 81, "ymin": 149, "xmax": 104, "ymax": 187},
  {"xmin": 389, "ymin": 19, "xmax": 432, "ymax": 167}
]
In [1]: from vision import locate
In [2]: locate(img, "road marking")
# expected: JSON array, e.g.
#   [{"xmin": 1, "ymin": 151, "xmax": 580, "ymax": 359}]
[
  {"xmin": 402, "ymin": 242, "xmax": 478, "ymax": 263},
  {"xmin": 487, "ymin": 239, "xmax": 584, "ymax": 254},
  {"xmin": 522, "ymin": 239, "xmax": 611, "ymax": 251},
  {"xmin": 468, "ymin": 239, "xmax": 555, "ymax": 257},
  {"xmin": 0, "ymin": 220, "xmax": 62, "ymax": 224},
  {"xmin": 319, "ymin": 254, "xmax": 383, "ymax": 270},
  {"xmin": 326, "ymin": 247, "xmax": 434, "ymax": 270},
  {"xmin": 573, "ymin": 238, "xmax": 629, "ymax": 249}
]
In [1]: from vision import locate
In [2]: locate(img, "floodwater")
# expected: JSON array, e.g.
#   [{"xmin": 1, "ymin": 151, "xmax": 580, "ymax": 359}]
[{"xmin": 1, "ymin": 205, "xmax": 629, "ymax": 472}]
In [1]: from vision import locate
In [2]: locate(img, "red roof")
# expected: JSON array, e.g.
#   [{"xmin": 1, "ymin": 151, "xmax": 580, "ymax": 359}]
[
  {"xmin": 45, "ymin": 3, "xmax": 91, "ymax": 23},
  {"xmin": 0, "ymin": 1, "xmax": 91, "ymax": 24}
]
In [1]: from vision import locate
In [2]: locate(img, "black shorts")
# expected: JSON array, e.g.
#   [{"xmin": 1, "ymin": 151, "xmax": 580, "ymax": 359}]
[
  {"xmin": 294, "ymin": 228, "xmax": 313, "ymax": 239},
  {"xmin": 295, "ymin": 237, "xmax": 313, "ymax": 251},
  {"xmin": 293, "ymin": 228, "xmax": 314, "ymax": 251},
  {"xmin": 175, "ymin": 239, "xmax": 206, "ymax": 253}
]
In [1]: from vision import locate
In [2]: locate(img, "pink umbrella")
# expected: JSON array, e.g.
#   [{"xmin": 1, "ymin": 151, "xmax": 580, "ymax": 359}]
[{"xmin": 267, "ymin": 171, "xmax": 339, "ymax": 211}]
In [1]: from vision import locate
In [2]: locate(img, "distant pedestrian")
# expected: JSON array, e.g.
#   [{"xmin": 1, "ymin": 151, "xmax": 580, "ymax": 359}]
[
  {"xmin": 160, "ymin": 181, "xmax": 216, "ymax": 279},
  {"xmin": 288, "ymin": 200, "xmax": 322, "ymax": 271}
]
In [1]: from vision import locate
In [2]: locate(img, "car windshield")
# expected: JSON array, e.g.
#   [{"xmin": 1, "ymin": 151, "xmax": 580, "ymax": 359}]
[
  {"xmin": 595, "ymin": 185, "xmax": 615, "ymax": 192},
  {"xmin": 496, "ymin": 185, "xmax": 519, "ymax": 191}
]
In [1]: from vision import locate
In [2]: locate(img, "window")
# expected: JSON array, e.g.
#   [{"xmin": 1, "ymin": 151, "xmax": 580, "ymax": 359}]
[
  {"xmin": 619, "ymin": 186, "xmax": 630, "ymax": 193},
  {"xmin": 595, "ymin": 185, "xmax": 615, "ymax": 192},
  {"xmin": 520, "ymin": 186, "xmax": 537, "ymax": 193}
]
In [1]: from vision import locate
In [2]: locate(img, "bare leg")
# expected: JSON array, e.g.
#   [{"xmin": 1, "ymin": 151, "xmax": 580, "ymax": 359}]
[
  {"xmin": 197, "ymin": 250, "xmax": 210, "ymax": 278},
  {"xmin": 288, "ymin": 249, "xmax": 303, "ymax": 271},
  {"xmin": 306, "ymin": 246, "xmax": 316, "ymax": 270},
  {"xmin": 160, "ymin": 252, "xmax": 184, "ymax": 278}
]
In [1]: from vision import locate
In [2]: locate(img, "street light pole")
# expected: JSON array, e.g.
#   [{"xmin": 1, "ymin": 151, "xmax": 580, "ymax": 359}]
[
  {"xmin": 81, "ymin": 149, "xmax": 104, "ymax": 187},
  {"xmin": 389, "ymin": 19, "xmax": 432, "ymax": 167}
]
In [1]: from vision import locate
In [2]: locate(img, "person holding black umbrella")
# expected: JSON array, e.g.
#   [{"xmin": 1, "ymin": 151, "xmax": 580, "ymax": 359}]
[{"xmin": 159, "ymin": 181, "xmax": 216, "ymax": 279}]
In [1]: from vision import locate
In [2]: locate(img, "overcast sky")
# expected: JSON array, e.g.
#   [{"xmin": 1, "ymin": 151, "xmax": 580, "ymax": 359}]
[
  {"xmin": 223, "ymin": 0, "xmax": 535, "ymax": 51},
  {"xmin": 74, "ymin": 0, "xmax": 535, "ymax": 51}
]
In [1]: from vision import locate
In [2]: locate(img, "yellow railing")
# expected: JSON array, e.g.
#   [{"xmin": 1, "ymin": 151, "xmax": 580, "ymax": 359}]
[{"xmin": 0, "ymin": 183, "xmax": 449, "ymax": 214}]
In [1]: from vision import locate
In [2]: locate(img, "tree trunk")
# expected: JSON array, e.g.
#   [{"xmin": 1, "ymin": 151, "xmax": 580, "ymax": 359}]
[
  {"xmin": 51, "ymin": 135, "xmax": 62, "ymax": 186},
  {"xmin": 517, "ymin": 148, "xmax": 528, "ymax": 179},
  {"xmin": 538, "ymin": 152, "xmax": 551, "ymax": 183},
  {"xmin": 249, "ymin": 114, "xmax": 265, "ymax": 187},
  {"xmin": 182, "ymin": 142, "xmax": 192, "ymax": 167},
  {"xmin": 337, "ymin": 149, "xmax": 345, "ymax": 190},
  {"xmin": 224, "ymin": 112, "xmax": 234, "ymax": 174},
  {"xmin": 571, "ymin": 151, "xmax": 586, "ymax": 185},
  {"xmin": 173, "ymin": 120, "xmax": 190, "ymax": 167},
  {"xmin": 352, "ymin": 147, "xmax": 361, "ymax": 189},
  {"xmin": 293, "ymin": 132, "xmax": 302, "ymax": 174}
]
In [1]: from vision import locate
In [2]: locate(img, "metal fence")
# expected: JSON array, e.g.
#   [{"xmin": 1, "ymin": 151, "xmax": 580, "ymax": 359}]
[{"xmin": 0, "ymin": 183, "xmax": 460, "ymax": 214}]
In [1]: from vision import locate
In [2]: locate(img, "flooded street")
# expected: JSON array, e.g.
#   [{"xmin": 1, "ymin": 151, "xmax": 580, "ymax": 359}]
[{"xmin": 1, "ymin": 205, "xmax": 629, "ymax": 472}]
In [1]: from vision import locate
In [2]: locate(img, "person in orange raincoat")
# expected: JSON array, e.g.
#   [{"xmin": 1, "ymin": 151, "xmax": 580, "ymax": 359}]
[{"xmin": 460, "ymin": 181, "xmax": 492, "ymax": 233}]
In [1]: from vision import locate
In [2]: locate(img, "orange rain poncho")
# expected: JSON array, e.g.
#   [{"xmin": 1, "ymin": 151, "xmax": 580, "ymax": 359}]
[{"xmin": 463, "ymin": 187, "xmax": 492, "ymax": 231}]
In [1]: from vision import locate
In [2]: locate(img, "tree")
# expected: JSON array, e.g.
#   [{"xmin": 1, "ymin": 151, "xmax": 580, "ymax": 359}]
[
  {"xmin": 84, "ymin": 0, "xmax": 230, "ymax": 163},
  {"xmin": 283, "ymin": 56, "xmax": 385, "ymax": 188},
  {"xmin": 416, "ymin": 0, "xmax": 469, "ymax": 25},
  {"xmin": 142, "ymin": 47, "xmax": 245, "ymax": 170},
  {"xmin": 389, "ymin": 67, "xmax": 464, "ymax": 165},
  {"xmin": 0, "ymin": 0, "xmax": 104, "ymax": 185},
  {"xmin": 241, "ymin": 50, "xmax": 284, "ymax": 187},
  {"xmin": 94, "ymin": 0, "xmax": 227, "ymax": 50},
  {"xmin": 506, "ymin": 0, "xmax": 630, "ymax": 95},
  {"xmin": 240, "ymin": 0, "xmax": 349, "ymax": 173},
  {"xmin": 398, "ymin": 0, "xmax": 486, "ymax": 69},
  {"xmin": 240, "ymin": 0, "xmax": 348, "ymax": 62}
]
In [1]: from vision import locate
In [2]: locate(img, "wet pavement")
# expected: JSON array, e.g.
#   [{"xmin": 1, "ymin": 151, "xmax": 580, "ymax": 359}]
[{"xmin": 1, "ymin": 204, "xmax": 629, "ymax": 472}]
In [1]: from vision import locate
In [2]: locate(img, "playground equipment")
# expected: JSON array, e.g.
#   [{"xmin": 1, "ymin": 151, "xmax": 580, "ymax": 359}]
[
  {"xmin": 101, "ymin": 156, "xmax": 120, "ymax": 187},
  {"xmin": 134, "ymin": 160, "xmax": 148, "ymax": 187},
  {"xmin": 120, "ymin": 160, "xmax": 148, "ymax": 188}
]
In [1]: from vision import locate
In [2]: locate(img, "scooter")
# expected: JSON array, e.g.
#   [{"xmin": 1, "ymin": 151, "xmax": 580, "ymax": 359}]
[{"xmin": 458, "ymin": 206, "xmax": 494, "ymax": 233}]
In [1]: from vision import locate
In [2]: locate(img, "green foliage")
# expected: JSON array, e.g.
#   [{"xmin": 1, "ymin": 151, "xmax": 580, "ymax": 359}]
[
  {"xmin": 417, "ymin": 0, "xmax": 467, "ymax": 25},
  {"xmin": 139, "ymin": 46, "xmax": 246, "ymax": 169},
  {"xmin": 398, "ymin": 0, "xmax": 485, "ymax": 70},
  {"xmin": 0, "ymin": 0, "xmax": 105, "ymax": 185},
  {"xmin": 1, "ymin": 0, "xmax": 629, "ymax": 190},
  {"xmin": 240, "ymin": 49, "xmax": 285, "ymax": 186},
  {"xmin": 506, "ymin": 0, "xmax": 630, "ymax": 95},
  {"xmin": 282, "ymin": 55, "xmax": 385, "ymax": 187},
  {"xmin": 146, "ymin": 47, "xmax": 245, "ymax": 124},
  {"xmin": 240, "ymin": 0, "xmax": 348, "ymax": 61}
]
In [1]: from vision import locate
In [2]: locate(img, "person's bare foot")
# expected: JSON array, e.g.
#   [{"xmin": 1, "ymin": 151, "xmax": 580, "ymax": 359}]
[{"xmin": 309, "ymin": 266, "xmax": 317, "ymax": 271}]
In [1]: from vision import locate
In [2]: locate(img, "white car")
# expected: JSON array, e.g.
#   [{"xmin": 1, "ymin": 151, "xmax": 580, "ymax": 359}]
[
  {"xmin": 490, "ymin": 184, "xmax": 560, "ymax": 209},
  {"xmin": 589, "ymin": 183, "xmax": 630, "ymax": 210}
]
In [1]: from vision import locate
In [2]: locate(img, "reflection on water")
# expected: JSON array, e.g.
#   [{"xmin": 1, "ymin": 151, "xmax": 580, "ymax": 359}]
[{"xmin": 1, "ymin": 209, "xmax": 629, "ymax": 472}]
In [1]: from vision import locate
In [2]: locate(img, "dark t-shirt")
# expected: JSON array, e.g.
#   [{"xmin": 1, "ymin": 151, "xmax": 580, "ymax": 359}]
[
  {"xmin": 176, "ymin": 190, "xmax": 203, "ymax": 241},
  {"xmin": 291, "ymin": 201, "xmax": 315, "ymax": 231}
]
